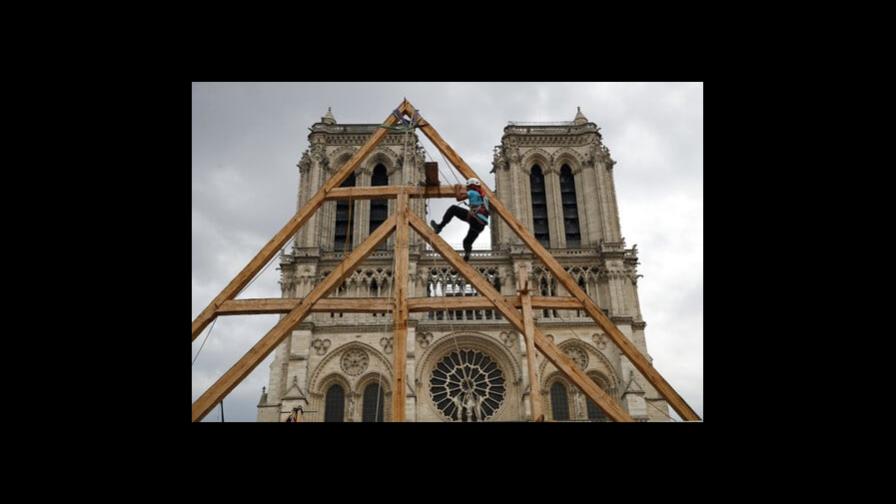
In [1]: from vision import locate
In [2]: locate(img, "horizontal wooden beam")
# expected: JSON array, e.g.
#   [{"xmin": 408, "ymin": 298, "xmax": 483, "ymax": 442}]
[
  {"xmin": 407, "ymin": 296, "xmax": 582, "ymax": 312},
  {"xmin": 214, "ymin": 296, "xmax": 583, "ymax": 315},
  {"xmin": 217, "ymin": 298, "xmax": 392, "ymax": 315},
  {"xmin": 325, "ymin": 185, "xmax": 457, "ymax": 200}
]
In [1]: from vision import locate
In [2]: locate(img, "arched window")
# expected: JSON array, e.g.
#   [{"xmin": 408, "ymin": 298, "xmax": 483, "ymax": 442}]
[
  {"xmin": 369, "ymin": 164, "xmax": 389, "ymax": 247},
  {"xmin": 362, "ymin": 382, "xmax": 385, "ymax": 422},
  {"xmin": 530, "ymin": 165, "xmax": 550, "ymax": 247},
  {"xmin": 550, "ymin": 381, "xmax": 570, "ymax": 421},
  {"xmin": 324, "ymin": 383, "xmax": 345, "ymax": 422},
  {"xmin": 559, "ymin": 165, "xmax": 580, "ymax": 247},
  {"xmin": 333, "ymin": 173, "xmax": 356, "ymax": 251},
  {"xmin": 586, "ymin": 376, "xmax": 610, "ymax": 422}
]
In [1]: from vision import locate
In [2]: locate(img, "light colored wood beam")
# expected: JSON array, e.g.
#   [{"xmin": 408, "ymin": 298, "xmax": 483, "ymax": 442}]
[
  {"xmin": 408, "ymin": 210, "xmax": 633, "ymax": 422},
  {"xmin": 217, "ymin": 298, "xmax": 392, "ymax": 315},
  {"xmin": 191, "ymin": 213, "xmax": 398, "ymax": 422},
  {"xmin": 517, "ymin": 263, "xmax": 544, "ymax": 422},
  {"xmin": 190, "ymin": 100, "xmax": 405, "ymax": 341},
  {"xmin": 215, "ymin": 296, "xmax": 582, "ymax": 315},
  {"xmin": 406, "ymin": 100, "xmax": 700, "ymax": 422},
  {"xmin": 325, "ymin": 185, "xmax": 457, "ymax": 200},
  {"xmin": 391, "ymin": 193, "xmax": 409, "ymax": 421}
]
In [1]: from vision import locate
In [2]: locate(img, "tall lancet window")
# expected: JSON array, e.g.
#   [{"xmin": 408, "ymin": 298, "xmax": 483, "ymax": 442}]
[
  {"xmin": 333, "ymin": 173, "xmax": 356, "ymax": 251},
  {"xmin": 550, "ymin": 381, "xmax": 570, "ymax": 421},
  {"xmin": 559, "ymin": 165, "xmax": 580, "ymax": 247},
  {"xmin": 362, "ymin": 382, "xmax": 385, "ymax": 422},
  {"xmin": 530, "ymin": 165, "xmax": 550, "ymax": 247},
  {"xmin": 369, "ymin": 164, "xmax": 389, "ymax": 245},
  {"xmin": 324, "ymin": 383, "xmax": 345, "ymax": 422}
]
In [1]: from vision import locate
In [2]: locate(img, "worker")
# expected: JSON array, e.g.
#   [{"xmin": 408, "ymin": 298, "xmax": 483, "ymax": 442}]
[
  {"xmin": 430, "ymin": 178, "xmax": 490, "ymax": 262},
  {"xmin": 285, "ymin": 406, "xmax": 303, "ymax": 423}
]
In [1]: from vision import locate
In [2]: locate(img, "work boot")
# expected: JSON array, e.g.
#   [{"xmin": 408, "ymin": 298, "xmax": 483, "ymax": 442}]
[{"xmin": 430, "ymin": 220, "xmax": 443, "ymax": 234}]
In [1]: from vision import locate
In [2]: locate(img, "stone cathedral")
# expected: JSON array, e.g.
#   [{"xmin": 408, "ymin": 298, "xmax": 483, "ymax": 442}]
[{"xmin": 256, "ymin": 107, "xmax": 670, "ymax": 422}]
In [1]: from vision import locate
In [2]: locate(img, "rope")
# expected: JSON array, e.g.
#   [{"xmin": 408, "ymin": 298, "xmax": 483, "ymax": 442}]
[
  {"xmin": 379, "ymin": 108, "xmax": 421, "ymax": 132},
  {"xmin": 645, "ymin": 397, "xmax": 679, "ymax": 422},
  {"xmin": 192, "ymin": 317, "xmax": 217, "ymax": 366}
]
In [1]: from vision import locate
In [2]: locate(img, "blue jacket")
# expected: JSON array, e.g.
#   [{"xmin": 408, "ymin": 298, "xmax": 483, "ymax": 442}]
[{"xmin": 467, "ymin": 189, "xmax": 489, "ymax": 225}]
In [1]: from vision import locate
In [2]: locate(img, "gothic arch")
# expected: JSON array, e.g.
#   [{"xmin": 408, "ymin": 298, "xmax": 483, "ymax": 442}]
[
  {"xmin": 553, "ymin": 147, "xmax": 585, "ymax": 174},
  {"xmin": 365, "ymin": 147, "xmax": 401, "ymax": 176},
  {"xmin": 538, "ymin": 337, "xmax": 620, "ymax": 393},
  {"xmin": 355, "ymin": 371, "xmax": 392, "ymax": 422},
  {"xmin": 328, "ymin": 146, "xmax": 358, "ymax": 171},
  {"xmin": 520, "ymin": 148, "xmax": 553, "ymax": 175},
  {"xmin": 308, "ymin": 341, "xmax": 392, "ymax": 395},
  {"xmin": 417, "ymin": 331, "xmax": 522, "ymax": 383}
]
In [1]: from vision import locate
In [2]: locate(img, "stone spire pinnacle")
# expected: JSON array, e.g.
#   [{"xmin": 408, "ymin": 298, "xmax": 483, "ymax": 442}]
[
  {"xmin": 322, "ymin": 107, "xmax": 336, "ymax": 125},
  {"xmin": 574, "ymin": 106, "xmax": 588, "ymax": 125}
]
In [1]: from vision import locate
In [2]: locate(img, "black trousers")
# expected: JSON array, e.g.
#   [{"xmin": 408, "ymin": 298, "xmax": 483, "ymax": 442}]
[{"xmin": 437, "ymin": 205, "xmax": 486, "ymax": 254}]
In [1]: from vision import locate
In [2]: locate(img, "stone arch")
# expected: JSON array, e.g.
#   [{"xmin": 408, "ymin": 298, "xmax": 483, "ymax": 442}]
[
  {"xmin": 521, "ymin": 148, "xmax": 553, "ymax": 175},
  {"xmin": 314, "ymin": 373, "xmax": 352, "ymax": 422},
  {"xmin": 308, "ymin": 341, "xmax": 392, "ymax": 395},
  {"xmin": 355, "ymin": 371, "xmax": 392, "ymax": 422},
  {"xmin": 365, "ymin": 147, "xmax": 401, "ymax": 176},
  {"xmin": 553, "ymin": 147, "xmax": 585, "ymax": 174},
  {"xmin": 538, "ymin": 337, "xmax": 619, "ymax": 393}
]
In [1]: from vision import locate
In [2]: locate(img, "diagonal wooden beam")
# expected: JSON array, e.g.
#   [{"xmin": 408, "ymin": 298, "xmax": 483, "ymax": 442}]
[
  {"xmin": 192, "ymin": 213, "xmax": 398, "ymax": 422},
  {"xmin": 405, "ymin": 101, "xmax": 700, "ymax": 421},
  {"xmin": 408, "ymin": 211, "xmax": 633, "ymax": 422},
  {"xmin": 191, "ymin": 100, "xmax": 408, "ymax": 341}
]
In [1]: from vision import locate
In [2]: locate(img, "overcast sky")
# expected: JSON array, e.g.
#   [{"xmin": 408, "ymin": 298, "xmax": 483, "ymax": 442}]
[{"xmin": 191, "ymin": 82, "xmax": 703, "ymax": 422}]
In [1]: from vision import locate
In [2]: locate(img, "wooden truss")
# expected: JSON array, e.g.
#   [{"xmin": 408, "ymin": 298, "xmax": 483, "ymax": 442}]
[{"xmin": 191, "ymin": 99, "xmax": 701, "ymax": 423}]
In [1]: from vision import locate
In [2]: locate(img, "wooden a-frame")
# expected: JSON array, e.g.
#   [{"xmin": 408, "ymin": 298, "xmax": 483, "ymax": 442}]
[{"xmin": 191, "ymin": 99, "xmax": 701, "ymax": 423}]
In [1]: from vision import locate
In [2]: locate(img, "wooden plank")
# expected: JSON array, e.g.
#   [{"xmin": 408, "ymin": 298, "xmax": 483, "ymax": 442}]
[
  {"xmin": 325, "ymin": 185, "xmax": 457, "ymax": 200},
  {"xmin": 406, "ymin": 101, "xmax": 701, "ymax": 422},
  {"xmin": 406, "ymin": 296, "xmax": 581, "ymax": 311},
  {"xmin": 391, "ymin": 193, "xmax": 409, "ymax": 421},
  {"xmin": 192, "ymin": 213, "xmax": 398, "ymax": 422},
  {"xmin": 190, "ymin": 100, "xmax": 406, "ymax": 341},
  {"xmin": 408, "ymin": 211, "xmax": 633, "ymax": 422},
  {"xmin": 217, "ymin": 298, "xmax": 392, "ymax": 315},
  {"xmin": 217, "ymin": 296, "xmax": 581, "ymax": 314},
  {"xmin": 518, "ymin": 263, "xmax": 544, "ymax": 422}
]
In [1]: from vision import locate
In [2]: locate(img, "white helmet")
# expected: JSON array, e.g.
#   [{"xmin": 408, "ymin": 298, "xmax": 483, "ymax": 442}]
[{"xmin": 466, "ymin": 177, "xmax": 481, "ymax": 186}]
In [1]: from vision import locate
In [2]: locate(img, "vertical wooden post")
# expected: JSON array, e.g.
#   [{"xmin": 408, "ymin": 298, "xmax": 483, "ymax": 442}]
[
  {"xmin": 517, "ymin": 263, "xmax": 544, "ymax": 422},
  {"xmin": 391, "ymin": 192, "xmax": 409, "ymax": 421}
]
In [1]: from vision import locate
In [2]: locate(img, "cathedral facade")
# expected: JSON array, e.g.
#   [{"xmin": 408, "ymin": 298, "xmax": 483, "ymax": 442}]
[{"xmin": 256, "ymin": 108, "xmax": 669, "ymax": 422}]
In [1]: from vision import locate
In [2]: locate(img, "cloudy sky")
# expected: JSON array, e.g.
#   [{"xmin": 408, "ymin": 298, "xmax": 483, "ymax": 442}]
[{"xmin": 192, "ymin": 82, "xmax": 703, "ymax": 422}]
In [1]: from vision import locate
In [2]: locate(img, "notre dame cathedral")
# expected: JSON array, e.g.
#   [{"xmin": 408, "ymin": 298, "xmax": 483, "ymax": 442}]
[{"xmin": 256, "ymin": 107, "xmax": 670, "ymax": 422}]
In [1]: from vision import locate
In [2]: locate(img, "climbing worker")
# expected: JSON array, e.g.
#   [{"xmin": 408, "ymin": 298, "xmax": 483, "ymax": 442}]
[
  {"xmin": 285, "ymin": 406, "xmax": 303, "ymax": 423},
  {"xmin": 430, "ymin": 178, "xmax": 490, "ymax": 262}
]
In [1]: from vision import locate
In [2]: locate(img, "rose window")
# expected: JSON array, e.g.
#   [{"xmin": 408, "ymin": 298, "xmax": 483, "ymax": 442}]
[{"xmin": 429, "ymin": 349, "xmax": 506, "ymax": 421}]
